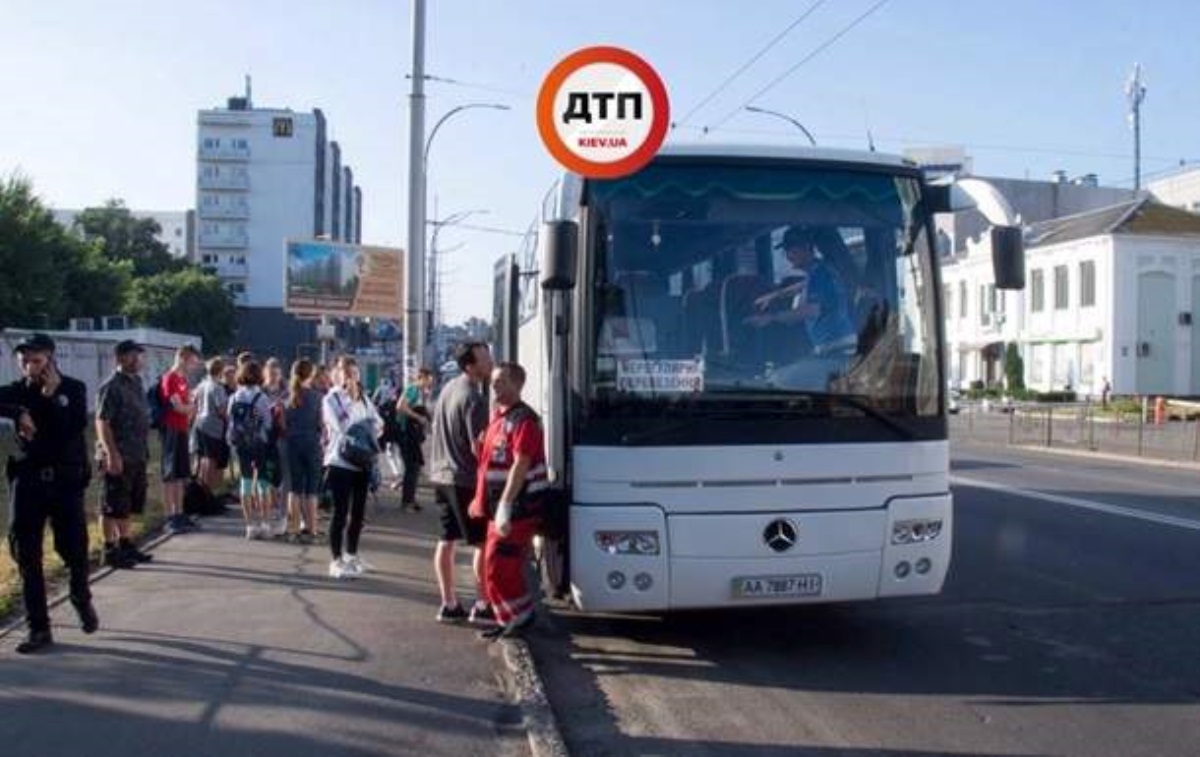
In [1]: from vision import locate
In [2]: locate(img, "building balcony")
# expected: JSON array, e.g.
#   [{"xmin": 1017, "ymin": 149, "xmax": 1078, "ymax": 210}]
[
  {"xmin": 198, "ymin": 174, "xmax": 250, "ymax": 191},
  {"xmin": 198, "ymin": 204, "xmax": 250, "ymax": 220},
  {"xmin": 209, "ymin": 261, "xmax": 250, "ymax": 278},
  {"xmin": 198, "ymin": 145, "xmax": 251, "ymax": 161},
  {"xmin": 198, "ymin": 232, "xmax": 249, "ymax": 249}
]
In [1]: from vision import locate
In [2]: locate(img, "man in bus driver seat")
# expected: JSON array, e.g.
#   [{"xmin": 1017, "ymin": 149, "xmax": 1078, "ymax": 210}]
[{"xmin": 745, "ymin": 225, "xmax": 857, "ymax": 357}]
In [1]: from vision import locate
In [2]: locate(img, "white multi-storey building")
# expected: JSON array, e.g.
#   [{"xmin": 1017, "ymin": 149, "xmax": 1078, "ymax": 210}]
[
  {"xmin": 52, "ymin": 208, "xmax": 194, "ymax": 259},
  {"xmin": 1149, "ymin": 167, "xmax": 1200, "ymax": 214},
  {"xmin": 943, "ymin": 198, "xmax": 1200, "ymax": 396},
  {"xmin": 196, "ymin": 90, "xmax": 362, "ymax": 356}
]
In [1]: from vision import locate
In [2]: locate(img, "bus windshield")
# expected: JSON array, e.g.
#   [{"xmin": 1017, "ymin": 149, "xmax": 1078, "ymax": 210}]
[{"xmin": 587, "ymin": 160, "xmax": 941, "ymax": 420}]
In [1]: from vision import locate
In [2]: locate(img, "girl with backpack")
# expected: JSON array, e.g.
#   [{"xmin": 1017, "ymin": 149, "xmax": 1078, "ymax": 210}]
[
  {"xmin": 322, "ymin": 356, "xmax": 383, "ymax": 579},
  {"xmin": 226, "ymin": 361, "xmax": 274, "ymax": 540},
  {"xmin": 284, "ymin": 359, "xmax": 324, "ymax": 543}
]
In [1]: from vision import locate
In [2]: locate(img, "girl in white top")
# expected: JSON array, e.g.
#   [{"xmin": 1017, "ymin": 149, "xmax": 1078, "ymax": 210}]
[{"xmin": 322, "ymin": 356, "xmax": 382, "ymax": 579}]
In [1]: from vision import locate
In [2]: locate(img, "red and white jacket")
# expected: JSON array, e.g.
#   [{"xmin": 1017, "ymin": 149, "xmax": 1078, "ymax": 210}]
[{"xmin": 472, "ymin": 402, "xmax": 548, "ymax": 521}]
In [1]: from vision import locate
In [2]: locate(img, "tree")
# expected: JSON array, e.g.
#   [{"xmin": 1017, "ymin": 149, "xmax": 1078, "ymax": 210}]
[
  {"xmin": 0, "ymin": 175, "xmax": 76, "ymax": 328},
  {"xmin": 74, "ymin": 200, "xmax": 186, "ymax": 277},
  {"xmin": 1004, "ymin": 342, "xmax": 1026, "ymax": 393},
  {"xmin": 63, "ymin": 240, "xmax": 135, "ymax": 320},
  {"xmin": 125, "ymin": 269, "xmax": 237, "ymax": 352}
]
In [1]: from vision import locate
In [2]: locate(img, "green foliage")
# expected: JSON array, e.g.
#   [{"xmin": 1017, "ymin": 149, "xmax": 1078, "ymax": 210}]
[
  {"xmin": 0, "ymin": 175, "xmax": 75, "ymax": 328},
  {"xmin": 1034, "ymin": 390, "xmax": 1077, "ymax": 403},
  {"xmin": 124, "ymin": 268, "xmax": 236, "ymax": 351},
  {"xmin": 74, "ymin": 201, "xmax": 186, "ymax": 277},
  {"xmin": 63, "ymin": 240, "xmax": 135, "ymax": 319},
  {"xmin": 1004, "ymin": 343, "xmax": 1025, "ymax": 392}
]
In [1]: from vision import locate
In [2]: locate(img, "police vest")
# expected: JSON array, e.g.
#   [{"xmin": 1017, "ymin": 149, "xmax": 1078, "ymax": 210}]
[{"xmin": 481, "ymin": 402, "xmax": 548, "ymax": 520}]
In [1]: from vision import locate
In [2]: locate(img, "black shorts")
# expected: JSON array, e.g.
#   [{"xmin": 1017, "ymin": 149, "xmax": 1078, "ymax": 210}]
[
  {"xmin": 160, "ymin": 430, "xmax": 191, "ymax": 482},
  {"xmin": 436, "ymin": 484, "xmax": 486, "ymax": 546},
  {"xmin": 102, "ymin": 459, "xmax": 148, "ymax": 518},
  {"xmin": 197, "ymin": 433, "xmax": 230, "ymax": 469}
]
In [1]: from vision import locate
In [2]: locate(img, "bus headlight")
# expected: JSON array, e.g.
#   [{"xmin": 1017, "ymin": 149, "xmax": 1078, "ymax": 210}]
[
  {"xmin": 891, "ymin": 518, "xmax": 943, "ymax": 545},
  {"xmin": 595, "ymin": 531, "xmax": 661, "ymax": 555}
]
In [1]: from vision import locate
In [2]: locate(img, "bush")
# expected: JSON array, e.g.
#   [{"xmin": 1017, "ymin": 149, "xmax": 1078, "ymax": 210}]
[{"xmin": 1035, "ymin": 390, "xmax": 1077, "ymax": 403}]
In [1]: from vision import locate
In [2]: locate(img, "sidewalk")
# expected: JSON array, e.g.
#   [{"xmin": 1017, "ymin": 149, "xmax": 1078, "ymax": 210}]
[{"xmin": 0, "ymin": 488, "xmax": 531, "ymax": 757}]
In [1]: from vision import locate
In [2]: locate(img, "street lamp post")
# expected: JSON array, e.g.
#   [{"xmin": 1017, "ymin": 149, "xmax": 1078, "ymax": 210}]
[
  {"xmin": 426, "ymin": 208, "xmax": 487, "ymax": 365},
  {"xmin": 744, "ymin": 105, "xmax": 817, "ymax": 146},
  {"xmin": 410, "ymin": 102, "xmax": 509, "ymax": 376}
]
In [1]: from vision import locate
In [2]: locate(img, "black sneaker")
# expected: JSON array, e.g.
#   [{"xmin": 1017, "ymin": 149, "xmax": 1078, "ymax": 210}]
[
  {"xmin": 436, "ymin": 603, "xmax": 468, "ymax": 623},
  {"xmin": 15, "ymin": 629, "xmax": 53, "ymax": 654},
  {"xmin": 119, "ymin": 540, "xmax": 153, "ymax": 564},
  {"xmin": 104, "ymin": 546, "xmax": 137, "ymax": 569},
  {"xmin": 468, "ymin": 603, "xmax": 498, "ymax": 627},
  {"xmin": 72, "ymin": 599, "xmax": 99, "ymax": 634}
]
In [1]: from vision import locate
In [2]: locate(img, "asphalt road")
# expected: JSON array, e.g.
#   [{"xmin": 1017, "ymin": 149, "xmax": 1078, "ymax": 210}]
[
  {"xmin": 528, "ymin": 441, "xmax": 1200, "ymax": 756},
  {"xmin": 0, "ymin": 496, "xmax": 529, "ymax": 757}
]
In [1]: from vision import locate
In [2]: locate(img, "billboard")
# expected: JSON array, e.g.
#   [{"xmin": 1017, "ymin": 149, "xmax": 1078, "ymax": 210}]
[{"xmin": 284, "ymin": 239, "xmax": 404, "ymax": 318}]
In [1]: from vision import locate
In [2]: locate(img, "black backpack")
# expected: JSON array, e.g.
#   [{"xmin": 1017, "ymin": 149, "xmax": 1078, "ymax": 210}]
[
  {"xmin": 147, "ymin": 375, "xmax": 168, "ymax": 431},
  {"xmin": 183, "ymin": 478, "xmax": 225, "ymax": 516}
]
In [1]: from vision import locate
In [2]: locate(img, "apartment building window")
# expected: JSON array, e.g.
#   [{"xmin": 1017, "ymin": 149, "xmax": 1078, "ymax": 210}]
[
  {"xmin": 233, "ymin": 138, "xmax": 248, "ymax": 149},
  {"xmin": 1054, "ymin": 264, "xmax": 1069, "ymax": 309},
  {"xmin": 1080, "ymin": 260, "xmax": 1096, "ymax": 307},
  {"xmin": 273, "ymin": 117, "xmax": 294, "ymax": 137},
  {"xmin": 1031, "ymin": 269, "xmax": 1045, "ymax": 312},
  {"xmin": 958, "ymin": 280, "xmax": 967, "ymax": 319},
  {"xmin": 202, "ymin": 137, "xmax": 220, "ymax": 148},
  {"xmin": 943, "ymin": 285, "xmax": 953, "ymax": 317},
  {"xmin": 202, "ymin": 165, "xmax": 219, "ymax": 178},
  {"xmin": 979, "ymin": 284, "xmax": 989, "ymax": 325}
]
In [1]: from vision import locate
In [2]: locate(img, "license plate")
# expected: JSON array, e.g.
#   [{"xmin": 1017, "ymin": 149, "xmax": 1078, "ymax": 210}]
[{"xmin": 733, "ymin": 573, "xmax": 823, "ymax": 599}]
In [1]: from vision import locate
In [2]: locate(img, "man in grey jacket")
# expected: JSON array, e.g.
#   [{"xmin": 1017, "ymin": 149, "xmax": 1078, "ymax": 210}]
[{"xmin": 428, "ymin": 342, "xmax": 493, "ymax": 623}]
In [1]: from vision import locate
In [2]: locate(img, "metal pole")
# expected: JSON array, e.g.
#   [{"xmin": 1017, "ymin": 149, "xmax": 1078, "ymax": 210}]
[
  {"xmin": 744, "ymin": 106, "xmax": 817, "ymax": 146},
  {"xmin": 1192, "ymin": 417, "xmax": 1199, "ymax": 461},
  {"xmin": 1008, "ymin": 406, "xmax": 1015, "ymax": 445},
  {"xmin": 404, "ymin": 0, "xmax": 427, "ymax": 383},
  {"xmin": 1046, "ymin": 407, "xmax": 1053, "ymax": 448},
  {"xmin": 1138, "ymin": 396, "xmax": 1147, "ymax": 456}
]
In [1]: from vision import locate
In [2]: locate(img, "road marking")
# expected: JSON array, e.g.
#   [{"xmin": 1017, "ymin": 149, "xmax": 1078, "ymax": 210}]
[{"xmin": 951, "ymin": 474, "xmax": 1200, "ymax": 533}]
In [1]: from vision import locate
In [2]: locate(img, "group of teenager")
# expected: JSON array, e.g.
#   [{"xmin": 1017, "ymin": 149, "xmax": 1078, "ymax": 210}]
[{"xmin": 160, "ymin": 339, "xmax": 547, "ymax": 637}]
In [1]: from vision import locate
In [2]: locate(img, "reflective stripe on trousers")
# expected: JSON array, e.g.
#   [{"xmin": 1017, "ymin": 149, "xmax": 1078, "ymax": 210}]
[{"xmin": 484, "ymin": 518, "xmax": 540, "ymax": 626}]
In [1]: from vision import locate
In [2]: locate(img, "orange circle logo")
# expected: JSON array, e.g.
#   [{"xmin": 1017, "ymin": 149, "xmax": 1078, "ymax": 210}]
[{"xmin": 537, "ymin": 46, "xmax": 670, "ymax": 179}]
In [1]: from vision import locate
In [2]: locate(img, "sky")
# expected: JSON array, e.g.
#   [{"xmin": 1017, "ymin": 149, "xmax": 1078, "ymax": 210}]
[{"xmin": 3, "ymin": 0, "xmax": 1199, "ymax": 324}]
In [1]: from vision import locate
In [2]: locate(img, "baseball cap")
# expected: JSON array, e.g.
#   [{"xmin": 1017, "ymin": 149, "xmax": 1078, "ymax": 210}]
[
  {"xmin": 115, "ymin": 339, "xmax": 145, "ymax": 356},
  {"xmin": 775, "ymin": 226, "xmax": 816, "ymax": 250},
  {"xmin": 14, "ymin": 333, "xmax": 56, "ymax": 354}
]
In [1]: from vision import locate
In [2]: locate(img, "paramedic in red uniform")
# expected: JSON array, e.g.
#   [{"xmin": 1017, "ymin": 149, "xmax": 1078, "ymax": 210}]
[{"xmin": 470, "ymin": 361, "xmax": 547, "ymax": 640}]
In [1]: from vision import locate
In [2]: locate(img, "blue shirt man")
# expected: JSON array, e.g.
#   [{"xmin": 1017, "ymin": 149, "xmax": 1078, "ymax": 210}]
[{"xmin": 750, "ymin": 226, "xmax": 857, "ymax": 355}]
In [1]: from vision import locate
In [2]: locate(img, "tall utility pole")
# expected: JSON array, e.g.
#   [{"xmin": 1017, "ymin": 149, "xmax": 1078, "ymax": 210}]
[
  {"xmin": 404, "ymin": 0, "xmax": 427, "ymax": 381},
  {"xmin": 1126, "ymin": 63, "xmax": 1147, "ymax": 194}
]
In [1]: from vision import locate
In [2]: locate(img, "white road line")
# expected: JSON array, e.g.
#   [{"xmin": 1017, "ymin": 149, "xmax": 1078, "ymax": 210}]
[{"xmin": 951, "ymin": 474, "xmax": 1200, "ymax": 533}]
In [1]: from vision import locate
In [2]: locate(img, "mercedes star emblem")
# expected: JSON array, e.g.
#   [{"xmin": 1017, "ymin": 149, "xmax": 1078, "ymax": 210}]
[{"xmin": 763, "ymin": 519, "xmax": 798, "ymax": 553}]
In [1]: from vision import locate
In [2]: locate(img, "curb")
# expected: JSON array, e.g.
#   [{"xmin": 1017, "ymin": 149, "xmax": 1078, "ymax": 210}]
[
  {"xmin": 967, "ymin": 439, "xmax": 1200, "ymax": 472},
  {"xmin": 493, "ymin": 637, "xmax": 570, "ymax": 757},
  {"xmin": 0, "ymin": 528, "xmax": 175, "ymax": 642}
]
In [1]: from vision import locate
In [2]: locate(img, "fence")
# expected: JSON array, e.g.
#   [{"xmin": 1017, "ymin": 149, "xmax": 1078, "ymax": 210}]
[{"xmin": 951, "ymin": 402, "xmax": 1200, "ymax": 464}]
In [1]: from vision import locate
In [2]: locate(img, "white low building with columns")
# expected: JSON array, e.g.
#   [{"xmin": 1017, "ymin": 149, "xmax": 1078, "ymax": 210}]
[{"xmin": 943, "ymin": 197, "xmax": 1200, "ymax": 397}]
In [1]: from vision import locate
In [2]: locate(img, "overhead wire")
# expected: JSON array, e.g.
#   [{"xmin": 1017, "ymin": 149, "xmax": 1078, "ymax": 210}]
[
  {"xmin": 674, "ymin": 0, "xmax": 828, "ymax": 128},
  {"xmin": 706, "ymin": 0, "xmax": 893, "ymax": 132}
]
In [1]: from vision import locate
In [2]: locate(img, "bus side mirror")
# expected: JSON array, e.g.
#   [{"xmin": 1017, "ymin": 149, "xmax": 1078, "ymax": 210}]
[
  {"xmin": 542, "ymin": 220, "xmax": 578, "ymax": 291},
  {"xmin": 991, "ymin": 226, "xmax": 1025, "ymax": 290}
]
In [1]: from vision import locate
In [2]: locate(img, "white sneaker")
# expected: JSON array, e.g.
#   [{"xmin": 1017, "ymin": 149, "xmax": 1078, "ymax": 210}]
[
  {"xmin": 245, "ymin": 524, "xmax": 258, "ymax": 540},
  {"xmin": 342, "ymin": 554, "xmax": 367, "ymax": 575},
  {"xmin": 329, "ymin": 558, "xmax": 351, "ymax": 579},
  {"xmin": 271, "ymin": 517, "xmax": 288, "ymax": 538},
  {"xmin": 254, "ymin": 522, "xmax": 270, "ymax": 540}
]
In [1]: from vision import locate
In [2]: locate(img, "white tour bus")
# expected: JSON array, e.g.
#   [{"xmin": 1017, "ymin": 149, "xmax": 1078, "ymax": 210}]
[{"xmin": 493, "ymin": 144, "xmax": 1023, "ymax": 612}]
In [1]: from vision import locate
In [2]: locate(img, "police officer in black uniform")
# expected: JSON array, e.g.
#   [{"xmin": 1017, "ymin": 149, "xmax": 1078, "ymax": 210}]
[{"xmin": 0, "ymin": 333, "xmax": 98, "ymax": 654}]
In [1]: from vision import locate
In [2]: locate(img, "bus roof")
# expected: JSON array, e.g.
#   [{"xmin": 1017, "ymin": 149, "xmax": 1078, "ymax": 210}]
[{"xmin": 654, "ymin": 142, "xmax": 913, "ymax": 169}]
